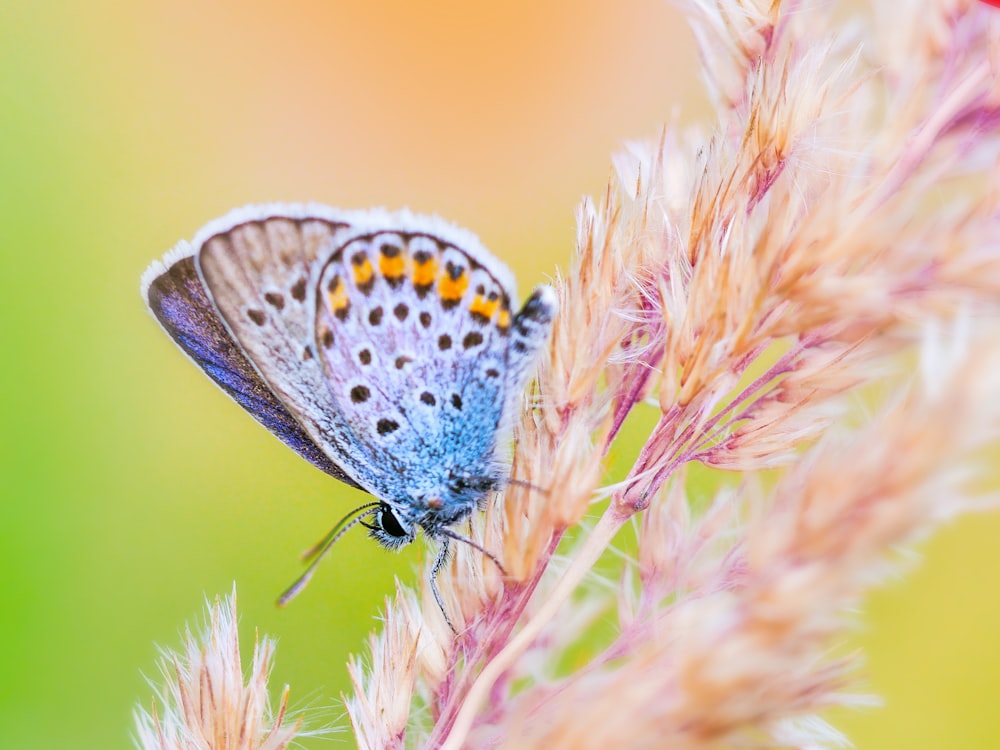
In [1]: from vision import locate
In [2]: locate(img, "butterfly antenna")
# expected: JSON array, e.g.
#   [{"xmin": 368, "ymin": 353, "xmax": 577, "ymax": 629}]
[{"xmin": 277, "ymin": 501, "xmax": 381, "ymax": 607}]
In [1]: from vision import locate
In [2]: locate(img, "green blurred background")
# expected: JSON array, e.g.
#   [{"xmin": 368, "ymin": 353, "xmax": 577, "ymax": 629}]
[{"xmin": 2, "ymin": 1, "xmax": 998, "ymax": 747}]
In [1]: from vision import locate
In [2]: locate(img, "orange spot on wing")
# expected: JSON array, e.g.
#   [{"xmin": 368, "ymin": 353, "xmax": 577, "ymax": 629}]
[
  {"xmin": 413, "ymin": 255, "xmax": 438, "ymax": 287},
  {"xmin": 469, "ymin": 295, "xmax": 499, "ymax": 320},
  {"xmin": 380, "ymin": 253, "xmax": 405, "ymax": 281},
  {"xmin": 497, "ymin": 306, "xmax": 511, "ymax": 331},
  {"xmin": 439, "ymin": 268, "xmax": 468, "ymax": 301},
  {"xmin": 327, "ymin": 276, "xmax": 349, "ymax": 312},
  {"xmin": 352, "ymin": 258, "xmax": 374, "ymax": 286}
]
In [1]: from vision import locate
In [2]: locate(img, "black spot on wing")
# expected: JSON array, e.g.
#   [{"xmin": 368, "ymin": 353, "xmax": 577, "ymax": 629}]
[{"xmin": 377, "ymin": 418, "xmax": 399, "ymax": 435}]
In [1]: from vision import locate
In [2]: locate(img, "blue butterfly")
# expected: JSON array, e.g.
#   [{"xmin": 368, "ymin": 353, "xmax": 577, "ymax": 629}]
[{"xmin": 142, "ymin": 204, "xmax": 556, "ymax": 624}]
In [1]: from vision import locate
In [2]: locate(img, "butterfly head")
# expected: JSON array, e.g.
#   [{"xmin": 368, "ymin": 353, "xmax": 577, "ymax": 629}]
[{"xmin": 365, "ymin": 470, "xmax": 499, "ymax": 549}]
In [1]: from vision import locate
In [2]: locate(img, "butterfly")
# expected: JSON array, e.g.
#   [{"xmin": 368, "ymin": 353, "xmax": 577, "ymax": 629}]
[{"xmin": 142, "ymin": 203, "xmax": 556, "ymax": 625}]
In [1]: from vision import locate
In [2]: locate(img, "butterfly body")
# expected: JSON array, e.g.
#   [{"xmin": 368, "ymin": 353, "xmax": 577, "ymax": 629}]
[{"xmin": 142, "ymin": 204, "xmax": 555, "ymax": 606}]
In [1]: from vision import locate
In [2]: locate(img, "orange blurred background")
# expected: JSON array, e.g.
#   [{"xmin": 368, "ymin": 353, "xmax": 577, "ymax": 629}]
[{"xmin": 1, "ymin": 0, "xmax": 998, "ymax": 747}]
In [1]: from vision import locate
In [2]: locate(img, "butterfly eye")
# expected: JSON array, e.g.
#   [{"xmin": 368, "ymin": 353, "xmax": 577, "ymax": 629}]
[
  {"xmin": 364, "ymin": 504, "xmax": 414, "ymax": 550},
  {"xmin": 358, "ymin": 504, "xmax": 414, "ymax": 551},
  {"xmin": 377, "ymin": 505, "xmax": 408, "ymax": 538}
]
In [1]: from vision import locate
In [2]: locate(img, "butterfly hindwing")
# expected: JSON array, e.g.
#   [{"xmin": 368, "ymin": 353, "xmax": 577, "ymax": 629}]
[{"xmin": 312, "ymin": 230, "xmax": 515, "ymax": 500}]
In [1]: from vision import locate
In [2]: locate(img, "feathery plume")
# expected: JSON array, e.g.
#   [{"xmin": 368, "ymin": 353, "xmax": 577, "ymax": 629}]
[{"xmin": 134, "ymin": 590, "xmax": 300, "ymax": 750}]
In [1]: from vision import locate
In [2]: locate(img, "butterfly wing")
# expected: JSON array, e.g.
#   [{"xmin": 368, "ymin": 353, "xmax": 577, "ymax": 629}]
[{"xmin": 142, "ymin": 242, "xmax": 361, "ymax": 486}]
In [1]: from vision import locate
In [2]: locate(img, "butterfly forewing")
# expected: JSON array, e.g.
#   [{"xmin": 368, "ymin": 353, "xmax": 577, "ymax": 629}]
[
  {"xmin": 142, "ymin": 245, "xmax": 360, "ymax": 485},
  {"xmin": 195, "ymin": 213, "xmax": 380, "ymax": 491}
]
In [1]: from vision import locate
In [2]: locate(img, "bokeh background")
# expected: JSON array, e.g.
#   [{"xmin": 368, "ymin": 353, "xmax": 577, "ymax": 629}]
[{"xmin": 2, "ymin": 1, "xmax": 999, "ymax": 747}]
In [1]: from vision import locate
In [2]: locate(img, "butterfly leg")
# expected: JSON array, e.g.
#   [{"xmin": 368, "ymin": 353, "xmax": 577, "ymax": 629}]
[{"xmin": 430, "ymin": 539, "xmax": 457, "ymax": 634}]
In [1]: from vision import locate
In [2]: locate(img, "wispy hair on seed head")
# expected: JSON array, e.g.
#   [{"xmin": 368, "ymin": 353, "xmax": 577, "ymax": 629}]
[{"xmin": 134, "ymin": 588, "xmax": 304, "ymax": 750}]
